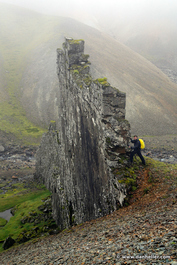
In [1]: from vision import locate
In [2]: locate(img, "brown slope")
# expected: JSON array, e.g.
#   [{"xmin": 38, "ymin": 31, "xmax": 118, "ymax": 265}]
[
  {"xmin": 1, "ymin": 3, "xmax": 177, "ymax": 137},
  {"xmin": 82, "ymin": 31, "xmax": 177, "ymax": 135},
  {"xmin": 0, "ymin": 53, "xmax": 9, "ymax": 103},
  {"xmin": 100, "ymin": 16, "xmax": 177, "ymax": 73},
  {"xmin": 20, "ymin": 16, "xmax": 177, "ymax": 136}
]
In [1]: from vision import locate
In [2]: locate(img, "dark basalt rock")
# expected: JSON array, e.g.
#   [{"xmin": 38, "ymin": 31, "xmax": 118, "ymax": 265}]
[
  {"xmin": 2, "ymin": 236, "xmax": 15, "ymax": 250},
  {"xmin": 35, "ymin": 38, "xmax": 131, "ymax": 230}
]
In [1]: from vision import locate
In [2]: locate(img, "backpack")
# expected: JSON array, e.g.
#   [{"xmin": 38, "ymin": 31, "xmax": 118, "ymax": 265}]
[{"xmin": 139, "ymin": 138, "xmax": 145, "ymax": 149}]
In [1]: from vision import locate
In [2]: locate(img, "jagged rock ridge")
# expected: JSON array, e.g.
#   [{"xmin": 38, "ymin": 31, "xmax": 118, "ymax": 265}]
[{"xmin": 35, "ymin": 38, "xmax": 130, "ymax": 229}]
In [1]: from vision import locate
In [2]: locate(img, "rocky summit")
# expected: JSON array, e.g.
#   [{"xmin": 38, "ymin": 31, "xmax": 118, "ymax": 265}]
[{"xmin": 34, "ymin": 38, "xmax": 130, "ymax": 230}]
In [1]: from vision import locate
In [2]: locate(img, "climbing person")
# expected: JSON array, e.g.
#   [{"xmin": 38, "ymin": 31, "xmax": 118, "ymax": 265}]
[{"xmin": 129, "ymin": 135, "xmax": 145, "ymax": 165}]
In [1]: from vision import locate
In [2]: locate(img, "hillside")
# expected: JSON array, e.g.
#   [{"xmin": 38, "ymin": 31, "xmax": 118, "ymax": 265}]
[
  {"xmin": 0, "ymin": 4, "xmax": 48, "ymax": 145},
  {"xmin": 98, "ymin": 15, "xmax": 177, "ymax": 74},
  {"xmin": 1, "ymin": 3, "xmax": 177, "ymax": 144},
  {"xmin": 0, "ymin": 157, "xmax": 177, "ymax": 263}
]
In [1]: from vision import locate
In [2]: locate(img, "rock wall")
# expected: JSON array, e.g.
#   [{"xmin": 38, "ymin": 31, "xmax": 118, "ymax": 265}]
[{"xmin": 35, "ymin": 38, "xmax": 130, "ymax": 230}]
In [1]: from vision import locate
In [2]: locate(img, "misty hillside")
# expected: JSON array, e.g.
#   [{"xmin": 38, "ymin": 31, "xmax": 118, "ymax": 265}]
[
  {"xmin": 0, "ymin": 3, "xmax": 177, "ymax": 144},
  {"xmin": 96, "ymin": 15, "xmax": 177, "ymax": 76}
]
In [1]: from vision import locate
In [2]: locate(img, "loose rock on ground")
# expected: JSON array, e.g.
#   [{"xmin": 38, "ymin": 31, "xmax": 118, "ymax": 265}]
[
  {"xmin": 0, "ymin": 203, "xmax": 176, "ymax": 264},
  {"xmin": 0, "ymin": 145, "xmax": 177, "ymax": 264}
]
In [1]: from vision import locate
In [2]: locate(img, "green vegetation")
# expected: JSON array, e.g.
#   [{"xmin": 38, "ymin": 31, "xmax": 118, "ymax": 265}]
[
  {"xmin": 0, "ymin": 5, "xmax": 62, "ymax": 144},
  {"xmin": 146, "ymin": 157, "xmax": 177, "ymax": 175},
  {"xmin": 0, "ymin": 152, "xmax": 176, "ymax": 252},
  {"xmin": 119, "ymin": 177, "xmax": 136, "ymax": 186},
  {"xmin": 83, "ymin": 75, "xmax": 92, "ymax": 87},
  {"xmin": 0, "ymin": 217, "xmax": 7, "ymax": 227},
  {"xmin": 114, "ymin": 153, "xmax": 176, "ymax": 192},
  {"xmin": 143, "ymin": 187, "xmax": 150, "ymax": 194},
  {"xmin": 106, "ymin": 137, "xmax": 111, "ymax": 144},
  {"xmin": 0, "ymin": 179, "xmax": 53, "ymax": 252},
  {"xmin": 112, "ymin": 153, "xmax": 177, "ymax": 210},
  {"xmin": 70, "ymin": 64, "xmax": 93, "ymax": 88},
  {"xmin": 0, "ymin": 101, "xmax": 46, "ymax": 144},
  {"xmin": 112, "ymin": 154, "xmax": 140, "ymax": 192},
  {"xmin": 68, "ymin": 39, "xmax": 84, "ymax": 44},
  {"xmin": 96, "ymin": 77, "xmax": 110, "ymax": 86},
  {"xmin": 1, "ymin": 3, "xmax": 177, "ymax": 143},
  {"xmin": 0, "ymin": 186, "xmax": 49, "ymax": 213}
]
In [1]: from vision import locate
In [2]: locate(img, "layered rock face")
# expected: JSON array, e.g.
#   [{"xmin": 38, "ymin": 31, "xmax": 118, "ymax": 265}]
[{"xmin": 35, "ymin": 38, "xmax": 130, "ymax": 229}]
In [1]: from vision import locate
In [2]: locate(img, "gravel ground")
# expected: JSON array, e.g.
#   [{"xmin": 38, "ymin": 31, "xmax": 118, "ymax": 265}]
[
  {"xmin": 0, "ymin": 167, "xmax": 177, "ymax": 265},
  {"xmin": 0, "ymin": 142, "xmax": 177, "ymax": 264},
  {"xmin": 140, "ymin": 135, "xmax": 177, "ymax": 152},
  {"xmin": 0, "ymin": 205, "xmax": 176, "ymax": 264}
]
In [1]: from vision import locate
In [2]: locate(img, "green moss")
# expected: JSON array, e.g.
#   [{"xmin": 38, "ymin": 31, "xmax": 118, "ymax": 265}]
[
  {"xmin": 11, "ymin": 183, "xmax": 24, "ymax": 189},
  {"xmin": 106, "ymin": 137, "xmax": 111, "ymax": 144},
  {"xmin": 0, "ymin": 217, "xmax": 7, "ymax": 227},
  {"xmin": 70, "ymin": 62, "xmax": 92, "ymax": 87},
  {"xmin": 115, "ymin": 118, "xmax": 130, "ymax": 125},
  {"xmin": 0, "ymin": 101, "xmax": 46, "ymax": 145},
  {"xmin": 83, "ymin": 65, "xmax": 89, "ymax": 69},
  {"xmin": 68, "ymin": 39, "xmax": 84, "ymax": 44},
  {"xmin": 97, "ymin": 77, "xmax": 110, "ymax": 86},
  {"xmin": 81, "ymin": 54, "xmax": 89, "ymax": 61},
  {"xmin": 0, "ymin": 183, "xmax": 50, "ymax": 212},
  {"xmin": 143, "ymin": 187, "xmax": 150, "ymax": 194},
  {"xmin": 26, "ymin": 127, "xmax": 39, "ymax": 133},
  {"xmin": 98, "ymin": 77, "xmax": 107, "ymax": 82},
  {"xmin": 115, "ymin": 154, "xmax": 139, "ymax": 190},
  {"xmin": 70, "ymin": 64, "xmax": 81, "ymax": 70},
  {"xmin": 83, "ymin": 75, "xmax": 92, "ymax": 87},
  {"xmin": 0, "ymin": 189, "xmax": 52, "ymax": 252},
  {"xmin": 118, "ymin": 177, "xmax": 136, "ymax": 186},
  {"xmin": 0, "ymin": 9, "xmax": 60, "ymax": 145},
  {"xmin": 131, "ymin": 186, "xmax": 137, "ymax": 191}
]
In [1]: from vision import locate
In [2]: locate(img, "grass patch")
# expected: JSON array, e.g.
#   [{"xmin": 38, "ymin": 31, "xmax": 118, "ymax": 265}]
[
  {"xmin": 0, "ymin": 182, "xmax": 51, "ymax": 252},
  {"xmin": 0, "ymin": 101, "xmax": 46, "ymax": 145},
  {"xmin": 0, "ymin": 217, "xmax": 7, "ymax": 227},
  {"xmin": 0, "ymin": 186, "xmax": 50, "ymax": 213},
  {"xmin": 0, "ymin": 191, "xmax": 50, "ymax": 240},
  {"xmin": 146, "ymin": 157, "xmax": 177, "ymax": 175},
  {"xmin": 0, "ymin": 5, "xmax": 60, "ymax": 144},
  {"xmin": 96, "ymin": 77, "xmax": 110, "ymax": 86}
]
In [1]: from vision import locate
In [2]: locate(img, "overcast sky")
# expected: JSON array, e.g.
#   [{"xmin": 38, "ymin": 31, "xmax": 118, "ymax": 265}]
[
  {"xmin": 1, "ymin": 0, "xmax": 177, "ymax": 15},
  {"xmin": 1, "ymin": 0, "xmax": 177, "ymax": 23}
]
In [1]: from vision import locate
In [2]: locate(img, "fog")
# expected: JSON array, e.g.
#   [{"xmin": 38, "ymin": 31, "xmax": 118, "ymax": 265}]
[
  {"xmin": 1, "ymin": 0, "xmax": 177, "ymax": 25},
  {"xmin": 1, "ymin": 0, "xmax": 177, "ymax": 71}
]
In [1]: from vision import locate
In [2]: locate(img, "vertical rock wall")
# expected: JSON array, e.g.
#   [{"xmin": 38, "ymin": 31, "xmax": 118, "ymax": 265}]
[{"xmin": 35, "ymin": 38, "xmax": 130, "ymax": 229}]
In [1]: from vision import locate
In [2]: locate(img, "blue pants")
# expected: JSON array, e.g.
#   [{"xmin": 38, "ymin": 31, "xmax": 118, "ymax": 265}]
[{"xmin": 130, "ymin": 150, "xmax": 145, "ymax": 165}]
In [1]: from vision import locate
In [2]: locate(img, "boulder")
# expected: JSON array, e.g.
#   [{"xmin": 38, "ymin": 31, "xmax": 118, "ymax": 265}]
[
  {"xmin": 2, "ymin": 236, "xmax": 15, "ymax": 250},
  {"xmin": 0, "ymin": 145, "xmax": 5, "ymax": 152}
]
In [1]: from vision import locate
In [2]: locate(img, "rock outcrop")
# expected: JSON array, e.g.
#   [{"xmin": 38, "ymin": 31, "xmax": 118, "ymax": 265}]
[
  {"xmin": 2, "ymin": 236, "xmax": 15, "ymax": 250},
  {"xmin": 35, "ymin": 38, "xmax": 130, "ymax": 230}
]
